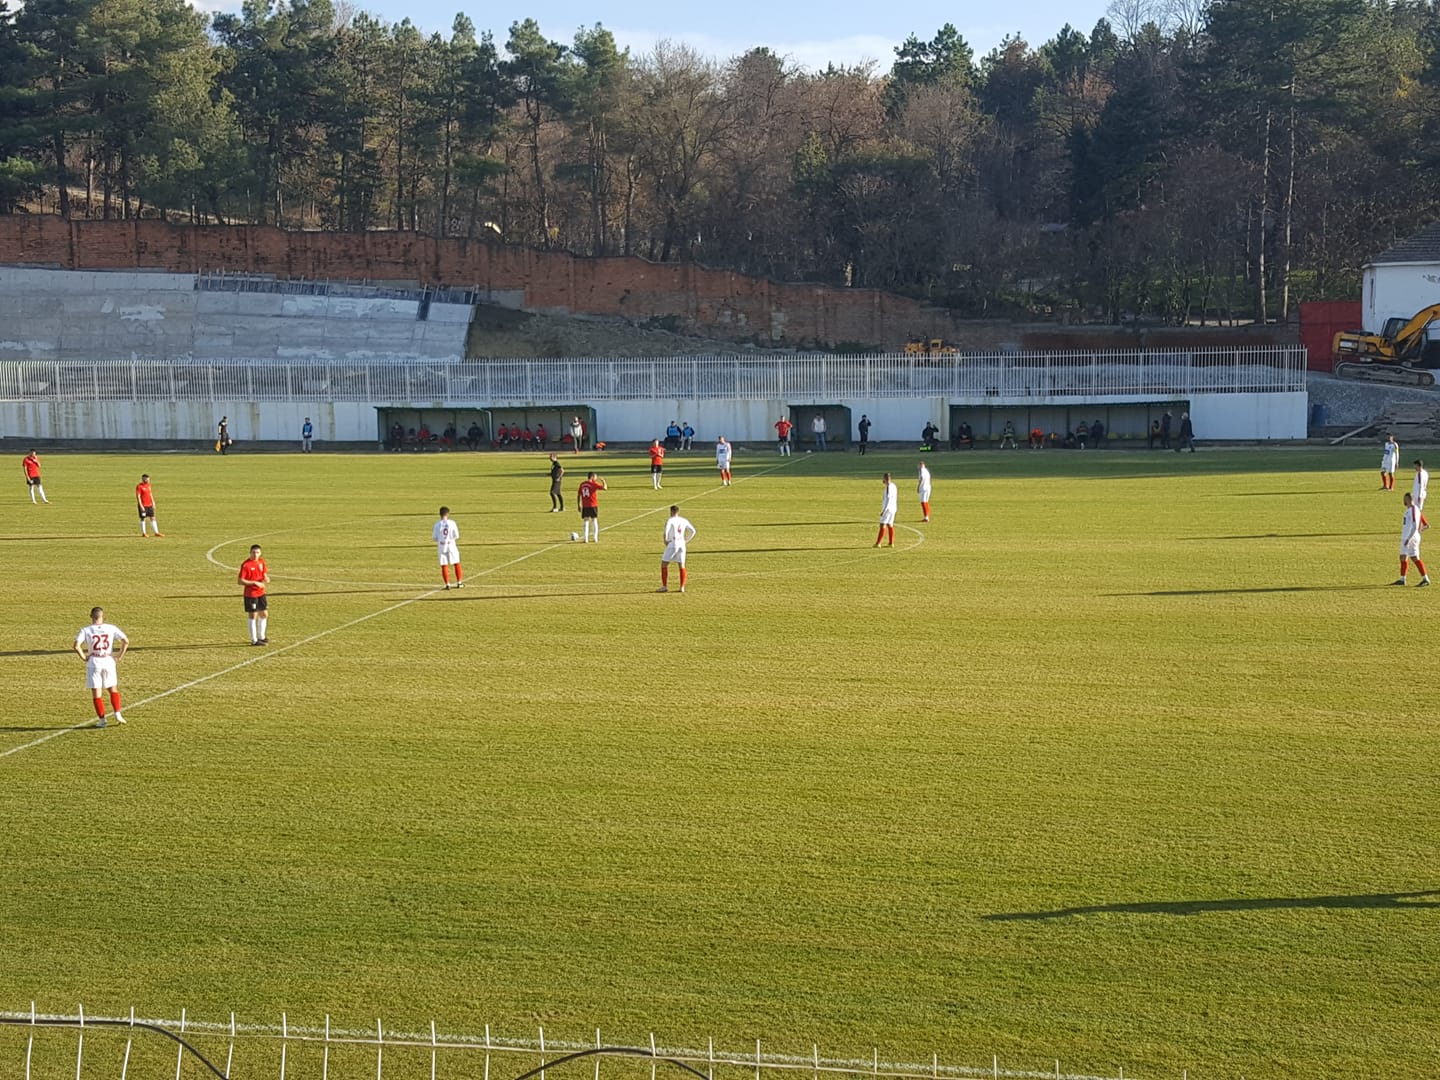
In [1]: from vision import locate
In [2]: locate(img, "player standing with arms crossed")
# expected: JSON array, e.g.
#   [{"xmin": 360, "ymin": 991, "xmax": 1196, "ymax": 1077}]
[
  {"xmin": 135, "ymin": 473, "xmax": 163, "ymax": 537},
  {"xmin": 658, "ymin": 505, "xmax": 696, "ymax": 593},
  {"xmin": 577, "ymin": 472, "xmax": 607, "ymax": 543},
  {"xmin": 22, "ymin": 449, "xmax": 49, "ymax": 504},
  {"xmin": 875, "ymin": 473, "xmax": 898, "ymax": 547},
  {"xmin": 649, "ymin": 439, "xmax": 666, "ymax": 490},
  {"xmin": 715, "ymin": 436, "xmax": 733, "ymax": 486},
  {"xmin": 917, "ymin": 461, "xmax": 932, "ymax": 522},
  {"xmin": 432, "ymin": 506, "xmax": 463, "ymax": 589},
  {"xmin": 238, "ymin": 544, "xmax": 271, "ymax": 645},
  {"xmin": 74, "ymin": 607, "xmax": 128, "ymax": 727}
]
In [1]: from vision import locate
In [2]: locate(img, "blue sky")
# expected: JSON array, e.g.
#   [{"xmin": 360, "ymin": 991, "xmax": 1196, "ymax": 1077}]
[{"xmin": 195, "ymin": 0, "xmax": 1116, "ymax": 71}]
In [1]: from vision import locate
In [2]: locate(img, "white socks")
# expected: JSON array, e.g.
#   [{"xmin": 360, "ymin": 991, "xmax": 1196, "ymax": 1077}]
[
  {"xmin": 258, "ymin": 616, "xmax": 267, "ymax": 638},
  {"xmin": 249, "ymin": 619, "xmax": 259, "ymax": 643}
]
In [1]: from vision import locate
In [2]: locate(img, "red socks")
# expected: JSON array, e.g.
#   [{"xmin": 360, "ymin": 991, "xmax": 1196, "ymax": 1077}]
[
  {"xmin": 679, "ymin": 567, "xmax": 687, "ymax": 588},
  {"xmin": 454, "ymin": 564, "xmax": 462, "ymax": 584},
  {"xmin": 109, "ymin": 690, "xmax": 121, "ymax": 713},
  {"xmin": 661, "ymin": 565, "xmax": 669, "ymax": 586},
  {"xmin": 921, "ymin": 501, "xmax": 931, "ymax": 517},
  {"xmin": 887, "ymin": 526, "xmax": 895, "ymax": 545},
  {"xmin": 875, "ymin": 527, "xmax": 886, "ymax": 546},
  {"xmin": 92, "ymin": 696, "xmax": 106, "ymax": 719},
  {"xmin": 1416, "ymin": 558, "xmax": 1428, "ymax": 577}
]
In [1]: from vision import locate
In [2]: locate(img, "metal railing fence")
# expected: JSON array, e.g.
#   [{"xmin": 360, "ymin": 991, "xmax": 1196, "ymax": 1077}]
[
  {"xmin": 0, "ymin": 1006, "xmax": 1152, "ymax": 1080},
  {"xmin": 0, "ymin": 349, "xmax": 1306, "ymax": 405}
]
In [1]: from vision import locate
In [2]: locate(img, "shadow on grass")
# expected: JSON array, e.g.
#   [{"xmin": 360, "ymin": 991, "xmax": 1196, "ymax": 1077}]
[
  {"xmin": 1106, "ymin": 584, "xmax": 1391, "ymax": 596},
  {"xmin": 424, "ymin": 590, "xmax": 636, "ymax": 602},
  {"xmin": 1181, "ymin": 532, "xmax": 1389, "ymax": 540},
  {"xmin": 1213, "ymin": 489, "xmax": 1358, "ymax": 497},
  {"xmin": 0, "ymin": 725, "xmax": 79, "ymax": 733},
  {"xmin": 708, "ymin": 547, "xmax": 854, "ymax": 554},
  {"xmin": 0, "ymin": 643, "xmax": 244, "ymax": 658},
  {"xmin": 742, "ymin": 521, "xmax": 865, "ymax": 528},
  {"xmin": 160, "ymin": 588, "xmax": 409, "ymax": 598},
  {"xmin": 983, "ymin": 890, "xmax": 1440, "ymax": 920}
]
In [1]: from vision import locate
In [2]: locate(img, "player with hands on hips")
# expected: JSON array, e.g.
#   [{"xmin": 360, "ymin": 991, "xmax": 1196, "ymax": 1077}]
[
  {"xmin": 917, "ymin": 461, "xmax": 932, "ymax": 522},
  {"xmin": 74, "ymin": 606, "xmax": 128, "ymax": 727},
  {"xmin": 876, "ymin": 473, "xmax": 898, "ymax": 547},
  {"xmin": 659, "ymin": 505, "xmax": 696, "ymax": 593},
  {"xmin": 716, "ymin": 436, "xmax": 733, "ymax": 486}
]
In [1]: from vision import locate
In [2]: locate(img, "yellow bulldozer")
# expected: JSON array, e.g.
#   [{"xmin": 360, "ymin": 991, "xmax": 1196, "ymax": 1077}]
[{"xmin": 1333, "ymin": 304, "xmax": 1440, "ymax": 387}]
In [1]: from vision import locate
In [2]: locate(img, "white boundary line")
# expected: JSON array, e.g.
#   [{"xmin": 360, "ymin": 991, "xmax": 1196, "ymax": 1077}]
[{"xmin": 5, "ymin": 456, "xmax": 808, "ymax": 763}]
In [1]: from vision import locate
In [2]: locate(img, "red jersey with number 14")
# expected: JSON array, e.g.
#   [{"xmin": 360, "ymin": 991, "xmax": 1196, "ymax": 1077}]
[
  {"xmin": 578, "ymin": 480, "xmax": 604, "ymax": 508},
  {"xmin": 239, "ymin": 556, "xmax": 268, "ymax": 598}
]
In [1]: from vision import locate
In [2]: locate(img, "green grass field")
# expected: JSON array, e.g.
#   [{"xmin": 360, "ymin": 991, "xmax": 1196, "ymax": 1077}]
[{"xmin": 2, "ymin": 444, "xmax": 1437, "ymax": 1080}]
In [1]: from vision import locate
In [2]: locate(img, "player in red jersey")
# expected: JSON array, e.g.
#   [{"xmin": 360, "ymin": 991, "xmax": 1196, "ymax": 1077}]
[
  {"xmin": 22, "ymin": 449, "xmax": 49, "ymax": 503},
  {"xmin": 135, "ymin": 473, "xmax": 163, "ymax": 537},
  {"xmin": 577, "ymin": 472, "xmax": 607, "ymax": 543},
  {"xmin": 648, "ymin": 440, "xmax": 666, "ymax": 489},
  {"xmin": 238, "ymin": 543, "xmax": 271, "ymax": 645},
  {"xmin": 774, "ymin": 417, "xmax": 792, "ymax": 455}
]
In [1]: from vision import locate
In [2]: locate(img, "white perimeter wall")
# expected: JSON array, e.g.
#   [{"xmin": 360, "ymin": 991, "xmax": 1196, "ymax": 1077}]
[{"xmin": 0, "ymin": 392, "xmax": 1305, "ymax": 443}]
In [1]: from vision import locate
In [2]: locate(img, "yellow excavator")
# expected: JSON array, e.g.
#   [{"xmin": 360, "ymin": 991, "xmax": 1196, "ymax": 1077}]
[
  {"xmin": 1333, "ymin": 304, "xmax": 1440, "ymax": 387},
  {"xmin": 903, "ymin": 337, "xmax": 958, "ymax": 357}
]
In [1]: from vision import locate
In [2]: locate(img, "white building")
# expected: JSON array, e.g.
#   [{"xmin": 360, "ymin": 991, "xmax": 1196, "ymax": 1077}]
[{"xmin": 1363, "ymin": 222, "xmax": 1440, "ymax": 335}]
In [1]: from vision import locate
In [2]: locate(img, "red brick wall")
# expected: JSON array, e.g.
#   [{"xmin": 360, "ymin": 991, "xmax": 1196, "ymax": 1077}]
[{"xmin": 0, "ymin": 217, "xmax": 1297, "ymax": 351}]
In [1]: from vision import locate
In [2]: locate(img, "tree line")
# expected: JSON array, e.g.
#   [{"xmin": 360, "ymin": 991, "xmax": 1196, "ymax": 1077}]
[{"xmin": 2, "ymin": 0, "xmax": 1439, "ymax": 324}]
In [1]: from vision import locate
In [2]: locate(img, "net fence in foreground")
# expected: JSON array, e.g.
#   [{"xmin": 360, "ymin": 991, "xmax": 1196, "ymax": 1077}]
[{"xmin": 0, "ymin": 1006, "xmax": 1162, "ymax": 1080}]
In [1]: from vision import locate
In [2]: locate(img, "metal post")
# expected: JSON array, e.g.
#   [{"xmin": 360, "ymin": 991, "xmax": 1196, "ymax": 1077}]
[
  {"xmin": 431, "ymin": 1020, "xmax": 437, "ymax": 1080},
  {"xmin": 227, "ymin": 1013, "xmax": 235, "ymax": 1080},
  {"xmin": 484, "ymin": 1024, "xmax": 490, "ymax": 1080},
  {"xmin": 25, "ymin": 1001, "xmax": 34, "ymax": 1080},
  {"xmin": 707, "ymin": 1037, "xmax": 714, "ymax": 1080},
  {"xmin": 376, "ymin": 1018, "xmax": 384, "ymax": 1080},
  {"xmin": 756, "ymin": 1039, "xmax": 763, "ymax": 1080},
  {"xmin": 75, "ymin": 1003, "xmax": 84, "ymax": 1080},
  {"xmin": 539, "ymin": 1026, "xmax": 546, "ymax": 1080},
  {"xmin": 652, "ymin": 1033, "xmax": 659, "ymax": 1080},
  {"xmin": 280, "ymin": 1013, "xmax": 287, "ymax": 1080},
  {"xmin": 595, "ymin": 1029, "xmax": 602, "ymax": 1080},
  {"xmin": 175, "ymin": 1007, "xmax": 187, "ymax": 1080},
  {"xmin": 323, "ymin": 1015, "xmax": 330, "ymax": 1080}
]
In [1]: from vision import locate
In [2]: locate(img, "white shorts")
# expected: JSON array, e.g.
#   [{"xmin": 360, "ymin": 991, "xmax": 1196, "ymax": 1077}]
[
  {"xmin": 662, "ymin": 543, "xmax": 687, "ymax": 565},
  {"xmin": 437, "ymin": 544, "xmax": 461, "ymax": 566},
  {"xmin": 1382, "ymin": 455, "xmax": 1398, "ymax": 472},
  {"xmin": 918, "ymin": 486, "xmax": 932, "ymax": 500},
  {"xmin": 1402, "ymin": 536, "xmax": 1422, "ymax": 558},
  {"xmin": 879, "ymin": 511, "xmax": 896, "ymax": 526},
  {"xmin": 86, "ymin": 656, "xmax": 117, "ymax": 691}
]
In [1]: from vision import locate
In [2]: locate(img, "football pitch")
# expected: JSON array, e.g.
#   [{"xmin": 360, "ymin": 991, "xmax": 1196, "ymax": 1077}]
[{"xmin": 2, "ymin": 444, "xmax": 1437, "ymax": 1080}]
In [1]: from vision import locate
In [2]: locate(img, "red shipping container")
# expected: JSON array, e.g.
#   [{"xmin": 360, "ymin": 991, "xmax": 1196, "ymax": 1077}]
[{"xmin": 1299, "ymin": 300, "xmax": 1362, "ymax": 372}]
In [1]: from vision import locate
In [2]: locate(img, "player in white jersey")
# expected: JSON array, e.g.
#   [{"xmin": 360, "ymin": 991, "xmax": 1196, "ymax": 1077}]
[
  {"xmin": 1394, "ymin": 492, "xmax": 1430, "ymax": 587},
  {"xmin": 1412, "ymin": 459, "xmax": 1429, "ymax": 515},
  {"xmin": 917, "ymin": 462, "xmax": 932, "ymax": 522},
  {"xmin": 715, "ymin": 436, "xmax": 733, "ymax": 486},
  {"xmin": 658, "ymin": 505, "xmax": 696, "ymax": 593},
  {"xmin": 875, "ymin": 472, "xmax": 898, "ymax": 547},
  {"xmin": 1380, "ymin": 434, "xmax": 1399, "ymax": 490},
  {"xmin": 431, "ymin": 506, "xmax": 463, "ymax": 589},
  {"xmin": 73, "ymin": 606, "xmax": 128, "ymax": 727}
]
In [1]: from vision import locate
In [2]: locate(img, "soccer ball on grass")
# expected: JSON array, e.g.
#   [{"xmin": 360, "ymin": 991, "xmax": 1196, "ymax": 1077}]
[{"xmin": 570, "ymin": 532, "xmax": 580, "ymax": 542}]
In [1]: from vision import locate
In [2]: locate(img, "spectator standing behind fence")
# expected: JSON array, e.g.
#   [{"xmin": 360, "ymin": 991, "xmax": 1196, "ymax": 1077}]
[
  {"xmin": 1090, "ymin": 419, "xmax": 1105, "ymax": 448},
  {"xmin": 858, "ymin": 414, "xmax": 871, "ymax": 455},
  {"xmin": 1161, "ymin": 410, "xmax": 1173, "ymax": 449},
  {"xmin": 812, "ymin": 414, "xmax": 827, "ymax": 451},
  {"xmin": 1176, "ymin": 412, "xmax": 1195, "ymax": 453},
  {"xmin": 570, "ymin": 416, "xmax": 585, "ymax": 454},
  {"xmin": 216, "ymin": 416, "xmax": 231, "ymax": 454},
  {"xmin": 301, "ymin": 417, "xmax": 314, "ymax": 452}
]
